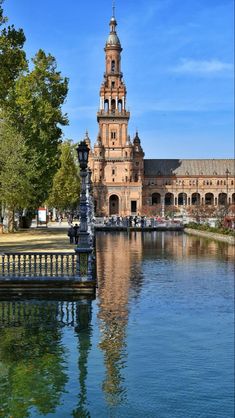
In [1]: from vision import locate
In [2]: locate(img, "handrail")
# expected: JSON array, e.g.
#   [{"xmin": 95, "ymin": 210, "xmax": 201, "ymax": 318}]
[{"xmin": 0, "ymin": 251, "xmax": 95, "ymax": 281}]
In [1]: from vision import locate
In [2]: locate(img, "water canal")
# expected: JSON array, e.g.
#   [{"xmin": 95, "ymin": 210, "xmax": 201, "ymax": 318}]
[{"xmin": 0, "ymin": 232, "xmax": 234, "ymax": 417}]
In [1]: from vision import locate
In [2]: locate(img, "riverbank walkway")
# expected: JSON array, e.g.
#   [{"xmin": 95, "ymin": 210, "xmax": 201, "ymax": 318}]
[{"xmin": 94, "ymin": 216, "xmax": 184, "ymax": 231}]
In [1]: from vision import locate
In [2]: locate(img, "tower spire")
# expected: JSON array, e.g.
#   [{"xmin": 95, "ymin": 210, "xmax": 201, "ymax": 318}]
[{"xmin": 112, "ymin": 0, "xmax": 115, "ymax": 18}]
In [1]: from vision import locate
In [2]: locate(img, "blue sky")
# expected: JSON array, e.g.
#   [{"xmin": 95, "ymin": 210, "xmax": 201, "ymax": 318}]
[{"xmin": 4, "ymin": 0, "xmax": 234, "ymax": 158}]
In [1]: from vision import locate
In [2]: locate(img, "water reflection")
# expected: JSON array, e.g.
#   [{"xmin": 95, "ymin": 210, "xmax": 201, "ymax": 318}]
[
  {"xmin": 96, "ymin": 231, "xmax": 234, "ymax": 413},
  {"xmin": 72, "ymin": 301, "xmax": 92, "ymax": 417},
  {"xmin": 141, "ymin": 231, "xmax": 234, "ymax": 261},
  {"xmin": 0, "ymin": 298, "xmax": 92, "ymax": 418},
  {"xmin": 0, "ymin": 232, "xmax": 233, "ymax": 417},
  {"xmin": 96, "ymin": 232, "xmax": 144, "ymax": 407}
]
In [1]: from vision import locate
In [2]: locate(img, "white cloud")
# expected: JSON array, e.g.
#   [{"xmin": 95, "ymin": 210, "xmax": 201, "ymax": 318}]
[{"xmin": 171, "ymin": 59, "xmax": 233, "ymax": 74}]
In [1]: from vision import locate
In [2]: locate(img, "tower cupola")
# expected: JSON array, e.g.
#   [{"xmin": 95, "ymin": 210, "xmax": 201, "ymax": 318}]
[{"xmin": 106, "ymin": 18, "xmax": 121, "ymax": 50}]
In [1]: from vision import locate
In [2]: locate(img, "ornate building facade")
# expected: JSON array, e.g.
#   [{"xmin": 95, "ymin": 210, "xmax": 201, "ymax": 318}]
[{"xmin": 87, "ymin": 12, "xmax": 234, "ymax": 217}]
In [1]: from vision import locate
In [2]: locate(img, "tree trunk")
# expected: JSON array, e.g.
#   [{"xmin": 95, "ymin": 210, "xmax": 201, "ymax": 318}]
[{"xmin": 7, "ymin": 208, "xmax": 15, "ymax": 232}]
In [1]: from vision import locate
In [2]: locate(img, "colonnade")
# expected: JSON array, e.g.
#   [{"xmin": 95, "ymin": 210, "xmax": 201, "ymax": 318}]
[{"xmin": 150, "ymin": 192, "xmax": 235, "ymax": 207}]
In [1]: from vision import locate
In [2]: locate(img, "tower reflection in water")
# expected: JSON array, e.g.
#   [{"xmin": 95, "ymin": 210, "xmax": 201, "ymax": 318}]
[
  {"xmin": 0, "ymin": 297, "xmax": 92, "ymax": 418},
  {"xmin": 96, "ymin": 231, "xmax": 143, "ymax": 407},
  {"xmin": 95, "ymin": 230, "xmax": 234, "ymax": 409},
  {"xmin": 0, "ymin": 232, "xmax": 233, "ymax": 416}
]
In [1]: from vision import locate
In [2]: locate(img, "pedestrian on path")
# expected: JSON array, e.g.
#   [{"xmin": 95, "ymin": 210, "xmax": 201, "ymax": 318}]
[
  {"xmin": 74, "ymin": 223, "xmax": 79, "ymax": 245},
  {"xmin": 67, "ymin": 225, "xmax": 75, "ymax": 244}
]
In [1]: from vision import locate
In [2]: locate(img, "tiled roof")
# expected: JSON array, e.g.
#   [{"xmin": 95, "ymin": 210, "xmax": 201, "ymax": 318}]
[{"xmin": 144, "ymin": 159, "xmax": 235, "ymax": 176}]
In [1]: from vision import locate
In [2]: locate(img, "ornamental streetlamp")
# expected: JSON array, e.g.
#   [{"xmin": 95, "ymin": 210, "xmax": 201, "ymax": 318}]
[
  {"xmin": 77, "ymin": 140, "xmax": 89, "ymax": 171},
  {"xmin": 75, "ymin": 140, "xmax": 94, "ymax": 280},
  {"xmin": 76, "ymin": 140, "xmax": 90, "ymax": 247}
]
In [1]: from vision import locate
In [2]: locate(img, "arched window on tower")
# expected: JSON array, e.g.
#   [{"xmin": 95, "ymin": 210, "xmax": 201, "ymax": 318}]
[
  {"xmin": 118, "ymin": 100, "xmax": 122, "ymax": 113},
  {"xmin": 111, "ymin": 99, "xmax": 116, "ymax": 113},
  {"xmin": 111, "ymin": 60, "xmax": 115, "ymax": 72},
  {"xmin": 104, "ymin": 100, "xmax": 109, "ymax": 112}
]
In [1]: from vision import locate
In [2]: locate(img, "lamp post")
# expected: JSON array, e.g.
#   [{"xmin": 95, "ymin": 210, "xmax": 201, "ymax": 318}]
[
  {"xmin": 225, "ymin": 168, "xmax": 229, "ymax": 214},
  {"xmin": 76, "ymin": 140, "xmax": 90, "ymax": 248},
  {"xmin": 161, "ymin": 195, "xmax": 165, "ymax": 219},
  {"xmin": 196, "ymin": 178, "xmax": 199, "ymax": 222},
  {"xmin": 75, "ymin": 140, "xmax": 95, "ymax": 281},
  {"xmin": 182, "ymin": 180, "xmax": 186, "ymax": 223},
  {"xmin": 86, "ymin": 168, "xmax": 94, "ymax": 238}
]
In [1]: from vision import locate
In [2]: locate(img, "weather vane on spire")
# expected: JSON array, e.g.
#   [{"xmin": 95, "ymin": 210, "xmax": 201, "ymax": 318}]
[{"xmin": 112, "ymin": 0, "xmax": 115, "ymax": 17}]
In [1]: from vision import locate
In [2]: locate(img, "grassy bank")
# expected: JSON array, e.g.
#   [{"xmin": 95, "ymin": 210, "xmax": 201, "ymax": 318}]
[{"xmin": 186, "ymin": 222, "xmax": 235, "ymax": 237}]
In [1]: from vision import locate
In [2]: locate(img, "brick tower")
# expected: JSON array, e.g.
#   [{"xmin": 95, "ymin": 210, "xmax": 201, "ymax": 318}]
[{"xmin": 90, "ymin": 9, "xmax": 144, "ymax": 216}]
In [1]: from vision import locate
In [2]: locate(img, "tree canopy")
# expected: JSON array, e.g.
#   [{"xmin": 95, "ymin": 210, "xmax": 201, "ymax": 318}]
[
  {"xmin": 47, "ymin": 141, "xmax": 80, "ymax": 212},
  {"xmin": 0, "ymin": 118, "xmax": 38, "ymax": 210},
  {"xmin": 0, "ymin": 1, "xmax": 70, "ymax": 229},
  {"xmin": 8, "ymin": 49, "xmax": 69, "ymax": 204},
  {"xmin": 0, "ymin": 0, "xmax": 27, "ymax": 103}
]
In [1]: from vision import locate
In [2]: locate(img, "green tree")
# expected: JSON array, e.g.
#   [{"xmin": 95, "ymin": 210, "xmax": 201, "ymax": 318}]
[
  {"xmin": 7, "ymin": 49, "xmax": 69, "ymax": 205},
  {"xmin": 47, "ymin": 140, "xmax": 80, "ymax": 212},
  {"xmin": 0, "ymin": 0, "xmax": 27, "ymax": 104},
  {"xmin": 0, "ymin": 302, "xmax": 68, "ymax": 418},
  {"xmin": 0, "ymin": 118, "xmax": 38, "ymax": 231}
]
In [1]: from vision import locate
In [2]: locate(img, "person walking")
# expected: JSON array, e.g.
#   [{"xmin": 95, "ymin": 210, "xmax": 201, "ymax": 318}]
[
  {"xmin": 67, "ymin": 225, "xmax": 75, "ymax": 244},
  {"xmin": 74, "ymin": 223, "xmax": 79, "ymax": 245}
]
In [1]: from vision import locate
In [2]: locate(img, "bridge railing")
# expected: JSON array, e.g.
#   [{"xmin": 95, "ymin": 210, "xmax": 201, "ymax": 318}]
[{"xmin": 0, "ymin": 252, "xmax": 95, "ymax": 281}]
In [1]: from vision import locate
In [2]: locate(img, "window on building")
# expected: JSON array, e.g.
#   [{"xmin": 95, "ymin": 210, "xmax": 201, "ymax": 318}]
[
  {"xmin": 111, "ymin": 60, "xmax": 115, "ymax": 72},
  {"xmin": 231, "ymin": 180, "xmax": 234, "ymax": 186},
  {"xmin": 112, "ymin": 169, "xmax": 115, "ymax": 175},
  {"xmin": 111, "ymin": 81, "xmax": 115, "ymax": 88},
  {"xmin": 111, "ymin": 131, "xmax": 116, "ymax": 139}
]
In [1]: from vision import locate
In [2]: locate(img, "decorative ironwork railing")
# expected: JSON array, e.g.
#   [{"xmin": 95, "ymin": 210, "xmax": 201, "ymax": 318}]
[
  {"xmin": 0, "ymin": 252, "xmax": 95, "ymax": 281},
  {"xmin": 0, "ymin": 300, "xmax": 92, "ymax": 328}
]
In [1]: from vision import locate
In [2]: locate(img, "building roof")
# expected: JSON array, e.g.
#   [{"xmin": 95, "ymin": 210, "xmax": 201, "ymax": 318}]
[
  {"xmin": 144, "ymin": 159, "xmax": 235, "ymax": 176},
  {"xmin": 106, "ymin": 33, "xmax": 121, "ymax": 46}
]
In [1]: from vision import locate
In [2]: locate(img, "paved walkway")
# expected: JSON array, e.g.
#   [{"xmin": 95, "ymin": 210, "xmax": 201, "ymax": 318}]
[{"xmin": 0, "ymin": 225, "xmax": 74, "ymax": 253}]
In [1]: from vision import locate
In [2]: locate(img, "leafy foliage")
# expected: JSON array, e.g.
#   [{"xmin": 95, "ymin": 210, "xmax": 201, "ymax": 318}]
[
  {"xmin": 0, "ymin": 0, "xmax": 27, "ymax": 103},
  {"xmin": 47, "ymin": 141, "xmax": 80, "ymax": 211},
  {"xmin": 0, "ymin": 118, "xmax": 38, "ymax": 230},
  {"xmin": 7, "ymin": 49, "xmax": 69, "ymax": 205},
  {"xmin": 186, "ymin": 222, "xmax": 235, "ymax": 237},
  {"xmin": 0, "ymin": 0, "xmax": 70, "ymax": 228}
]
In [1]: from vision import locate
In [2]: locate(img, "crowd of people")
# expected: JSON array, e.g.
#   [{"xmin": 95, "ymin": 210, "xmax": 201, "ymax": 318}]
[
  {"xmin": 67, "ymin": 214, "xmax": 183, "ymax": 244},
  {"xmin": 102, "ymin": 215, "xmax": 148, "ymax": 228}
]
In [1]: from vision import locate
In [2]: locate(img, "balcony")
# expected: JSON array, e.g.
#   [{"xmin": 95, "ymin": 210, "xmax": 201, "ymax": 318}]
[{"xmin": 97, "ymin": 109, "xmax": 130, "ymax": 118}]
